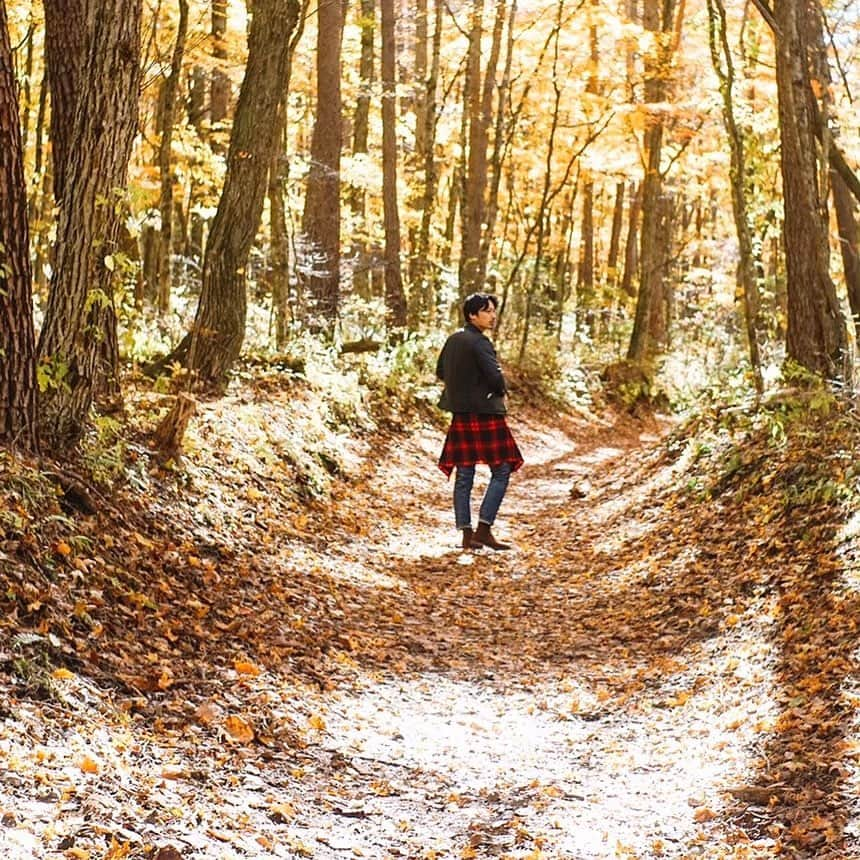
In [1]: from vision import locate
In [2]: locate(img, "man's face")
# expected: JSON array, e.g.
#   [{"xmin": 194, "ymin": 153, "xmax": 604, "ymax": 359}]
[{"xmin": 469, "ymin": 304, "xmax": 497, "ymax": 332}]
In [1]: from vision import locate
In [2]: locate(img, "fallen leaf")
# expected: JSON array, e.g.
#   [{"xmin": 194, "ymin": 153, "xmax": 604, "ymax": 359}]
[{"xmin": 224, "ymin": 714, "xmax": 255, "ymax": 743}]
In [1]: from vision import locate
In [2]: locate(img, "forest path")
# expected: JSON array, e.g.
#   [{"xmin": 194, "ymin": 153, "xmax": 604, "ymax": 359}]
[
  {"xmin": 268, "ymin": 408, "xmax": 782, "ymax": 859},
  {"xmin": 3, "ymin": 401, "xmax": 855, "ymax": 860}
]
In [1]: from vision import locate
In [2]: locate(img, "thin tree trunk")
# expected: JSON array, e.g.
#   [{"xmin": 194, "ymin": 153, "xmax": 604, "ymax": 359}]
[
  {"xmin": 706, "ymin": 0, "xmax": 762, "ymax": 393},
  {"xmin": 301, "ymin": 0, "xmax": 344, "ymax": 332},
  {"xmin": 460, "ymin": 0, "xmax": 505, "ymax": 294},
  {"xmin": 210, "ymin": 0, "xmax": 229, "ymax": 130},
  {"xmin": 833, "ymin": 172, "xmax": 860, "ymax": 344},
  {"xmin": 38, "ymin": 0, "xmax": 143, "ymax": 446},
  {"xmin": 774, "ymin": 0, "xmax": 845, "ymax": 377},
  {"xmin": 42, "ymin": 0, "xmax": 91, "ymax": 204},
  {"xmin": 0, "ymin": 4, "xmax": 39, "ymax": 451},
  {"xmin": 156, "ymin": 0, "xmax": 189, "ymax": 316},
  {"xmin": 620, "ymin": 181, "xmax": 640, "ymax": 298},
  {"xmin": 626, "ymin": 0, "xmax": 678, "ymax": 364},
  {"xmin": 607, "ymin": 181, "xmax": 625, "ymax": 285},
  {"xmin": 411, "ymin": 0, "xmax": 443, "ymax": 316},
  {"xmin": 350, "ymin": 0, "xmax": 374, "ymax": 298},
  {"xmin": 381, "ymin": 0, "xmax": 406, "ymax": 329},
  {"xmin": 478, "ymin": 0, "xmax": 517, "ymax": 290},
  {"xmin": 183, "ymin": 0, "xmax": 301, "ymax": 385},
  {"xmin": 413, "ymin": 0, "xmax": 428, "ymax": 160}
]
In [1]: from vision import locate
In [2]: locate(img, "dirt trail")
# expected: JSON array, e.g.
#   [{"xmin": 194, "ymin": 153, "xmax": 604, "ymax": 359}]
[
  {"xmin": 1, "ymin": 404, "xmax": 852, "ymax": 859},
  {"xmin": 260, "ymin": 409, "xmax": 777, "ymax": 859}
]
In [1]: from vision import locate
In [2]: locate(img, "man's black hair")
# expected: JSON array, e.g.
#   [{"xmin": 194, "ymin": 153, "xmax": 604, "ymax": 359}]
[{"xmin": 463, "ymin": 292, "xmax": 499, "ymax": 322}]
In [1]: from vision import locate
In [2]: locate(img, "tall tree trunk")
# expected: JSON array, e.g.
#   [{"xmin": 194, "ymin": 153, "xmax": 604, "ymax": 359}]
[
  {"xmin": 620, "ymin": 181, "xmax": 640, "ymax": 298},
  {"xmin": 833, "ymin": 172, "xmax": 860, "ymax": 344},
  {"xmin": 774, "ymin": 0, "xmax": 845, "ymax": 377},
  {"xmin": 301, "ymin": 0, "xmax": 344, "ymax": 332},
  {"xmin": 183, "ymin": 0, "xmax": 301, "ymax": 385},
  {"xmin": 478, "ymin": 0, "xmax": 517, "ymax": 290},
  {"xmin": 350, "ymin": 0, "xmax": 374, "ymax": 298},
  {"xmin": 411, "ymin": 0, "xmax": 442, "ymax": 318},
  {"xmin": 0, "ymin": 4, "xmax": 39, "ymax": 452},
  {"xmin": 38, "ymin": 0, "xmax": 142, "ymax": 446},
  {"xmin": 381, "ymin": 0, "xmax": 406, "ymax": 329},
  {"xmin": 266, "ymin": 0, "xmax": 306, "ymax": 347},
  {"xmin": 460, "ymin": 0, "xmax": 505, "ymax": 294},
  {"xmin": 606, "ymin": 181, "xmax": 625, "ymax": 285},
  {"xmin": 20, "ymin": 20, "xmax": 33, "ymax": 150},
  {"xmin": 267, "ymin": 108, "xmax": 291, "ymax": 347},
  {"xmin": 706, "ymin": 0, "xmax": 763, "ymax": 393},
  {"xmin": 577, "ymin": 177, "xmax": 595, "ymax": 301},
  {"xmin": 42, "ymin": 0, "xmax": 91, "ymax": 204},
  {"xmin": 413, "ymin": 0, "xmax": 428, "ymax": 160},
  {"xmin": 210, "ymin": 0, "xmax": 230, "ymax": 129},
  {"xmin": 626, "ymin": 0, "xmax": 678, "ymax": 364},
  {"xmin": 156, "ymin": 0, "xmax": 190, "ymax": 316}
]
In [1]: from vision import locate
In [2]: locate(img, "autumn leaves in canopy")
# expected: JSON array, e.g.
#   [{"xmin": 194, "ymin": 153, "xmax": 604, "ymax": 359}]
[{"xmin": 1, "ymin": 0, "xmax": 860, "ymax": 452}]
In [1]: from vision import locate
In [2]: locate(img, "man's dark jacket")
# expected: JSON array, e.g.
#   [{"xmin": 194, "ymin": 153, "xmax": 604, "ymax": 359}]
[{"xmin": 436, "ymin": 323, "xmax": 507, "ymax": 415}]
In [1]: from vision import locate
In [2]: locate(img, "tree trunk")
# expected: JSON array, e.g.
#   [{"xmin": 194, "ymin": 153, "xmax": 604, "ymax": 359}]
[
  {"xmin": 478, "ymin": 0, "xmax": 517, "ymax": 290},
  {"xmin": 350, "ymin": 0, "xmax": 374, "ymax": 298},
  {"xmin": 210, "ymin": 0, "xmax": 230, "ymax": 130},
  {"xmin": 706, "ymin": 0, "xmax": 763, "ymax": 393},
  {"xmin": 620, "ymin": 181, "xmax": 640, "ymax": 298},
  {"xmin": 156, "ymin": 0, "xmax": 189, "ymax": 316},
  {"xmin": 413, "ymin": 0, "xmax": 428, "ymax": 160},
  {"xmin": 0, "ymin": 4, "xmax": 39, "ymax": 452},
  {"xmin": 607, "ymin": 181, "xmax": 625, "ymax": 285},
  {"xmin": 410, "ymin": 0, "xmax": 443, "ymax": 319},
  {"xmin": 460, "ymin": 0, "xmax": 504, "ymax": 294},
  {"xmin": 626, "ymin": 0, "xmax": 678, "ymax": 364},
  {"xmin": 301, "ymin": 0, "xmax": 344, "ymax": 333},
  {"xmin": 577, "ymin": 178, "xmax": 595, "ymax": 301},
  {"xmin": 833, "ymin": 171, "xmax": 860, "ymax": 344},
  {"xmin": 774, "ymin": 0, "xmax": 845, "ymax": 377},
  {"xmin": 381, "ymin": 0, "xmax": 407, "ymax": 329},
  {"xmin": 42, "ymin": 0, "xmax": 91, "ymax": 204},
  {"xmin": 38, "ymin": 0, "xmax": 143, "ymax": 446},
  {"xmin": 184, "ymin": 0, "xmax": 301, "ymax": 386}
]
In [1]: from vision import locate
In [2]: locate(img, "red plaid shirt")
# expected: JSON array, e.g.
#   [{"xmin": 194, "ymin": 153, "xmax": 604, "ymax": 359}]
[{"xmin": 438, "ymin": 413, "xmax": 524, "ymax": 477}]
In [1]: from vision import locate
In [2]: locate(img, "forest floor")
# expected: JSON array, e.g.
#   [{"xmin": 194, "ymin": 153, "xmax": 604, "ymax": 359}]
[{"xmin": 1, "ymin": 374, "xmax": 860, "ymax": 860}]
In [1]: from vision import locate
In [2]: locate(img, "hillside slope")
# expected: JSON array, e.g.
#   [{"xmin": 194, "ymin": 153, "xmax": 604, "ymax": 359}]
[{"xmin": 0, "ymin": 378, "xmax": 858, "ymax": 859}]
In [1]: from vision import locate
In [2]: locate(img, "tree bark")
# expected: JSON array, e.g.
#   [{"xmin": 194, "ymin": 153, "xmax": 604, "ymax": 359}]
[
  {"xmin": 0, "ymin": 4, "xmax": 39, "ymax": 451},
  {"xmin": 410, "ymin": 0, "xmax": 443, "ymax": 317},
  {"xmin": 380, "ymin": 0, "xmax": 406, "ymax": 329},
  {"xmin": 38, "ymin": 0, "xmax": 143, "ymax": 446},
  {"xmin": 350, "ymin": 0, "xmax": 374, "ymax": 298},
  {"xmin": 706, "ymin": 0, "xmax": 763, "ymax": 393},
  {"xmin": 42, "ymin": 0, "xmax": 92, "ymax": 204},
  {"xmin": 210, "ymin": 0, "xmax": 230, "ymax": 129},
  {"xmin": 833, "ymin": 171, "xmax": 860, "ymax": 344},
  {"xmin": 607, "ymin": 181, "xmax": 625, "ymax": 285},
  {"xmin": 156, "ymin": 0, "xmax": 190, "ymax": 316},
  {"xmin": 626, "ymin": 0, "xmax": 678, "ymax": 364},
  {"xmin": 620, "ymin": 181, "xmax": 640, "ymax": 298},
  {"xmin": 184, "ymin": 0, "xmax": 301, "ymax": 386},
  {"xmin": 478, "ymin": 0, "xmax": 517, "ymax": 290},
  {"xmin": 460, "ymin": 0, "xmax": 505, "ymax": 294},
  {"xmin": 300, "ymin": 0, "xmax": 344, "ymax": 333},
  {"xmin": 773, "ymin": 0, "xmax": 845, "ymax": 377}
]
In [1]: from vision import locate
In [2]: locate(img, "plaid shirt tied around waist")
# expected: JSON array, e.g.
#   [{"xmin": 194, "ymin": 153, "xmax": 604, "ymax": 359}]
[{"xmin": 438, "ymin": 413, "xmax": 524, "ymax": 477}]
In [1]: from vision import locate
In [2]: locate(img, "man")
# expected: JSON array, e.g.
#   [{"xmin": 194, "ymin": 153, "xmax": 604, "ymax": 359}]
[{"xmin": 436, "ymin": 293, "xmax": 523, "ymax": 551}]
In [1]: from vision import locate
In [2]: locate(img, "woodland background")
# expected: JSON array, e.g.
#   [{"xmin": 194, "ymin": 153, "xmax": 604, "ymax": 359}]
[{"xmin": 0, "ymin": 0, "xmax": 859, "ymax": 449}]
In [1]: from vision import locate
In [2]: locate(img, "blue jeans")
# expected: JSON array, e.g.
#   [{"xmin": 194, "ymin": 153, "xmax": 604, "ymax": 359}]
[{"xmin": 453, "ymin": 462, "xmax": 512, "ymax": 530}]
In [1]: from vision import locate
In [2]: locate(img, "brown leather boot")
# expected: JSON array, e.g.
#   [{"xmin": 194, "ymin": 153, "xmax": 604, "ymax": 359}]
[
  {"xmin": 472, "ymin": 522, "xmax": 510, "ymax": 550},
  {"xmin": 461, "ymin": 527, "xmax": 473, "ymax": 550}
]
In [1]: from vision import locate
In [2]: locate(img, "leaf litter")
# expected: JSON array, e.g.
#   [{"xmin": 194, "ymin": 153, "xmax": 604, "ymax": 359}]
[{"xmin": 0, "ymin": 380, "xmax": 859, "ymax": 859}]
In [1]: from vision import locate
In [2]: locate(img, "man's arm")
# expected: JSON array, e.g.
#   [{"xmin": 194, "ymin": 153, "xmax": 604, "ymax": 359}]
[{"xmin": 473, "ymin": 337, "xmax": 506, "ymax": 394}]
